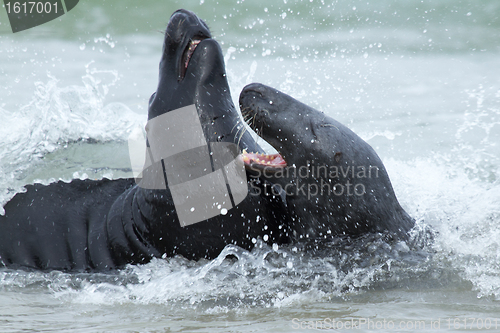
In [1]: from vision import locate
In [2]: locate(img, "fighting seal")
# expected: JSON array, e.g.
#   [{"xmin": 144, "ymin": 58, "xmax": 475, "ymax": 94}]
[
  {"xmin": 0, "ymin": 10, "xmax": 288, "ymax": 271},
  {"xmin": 239, "ymin": 83, "xmax": 414, "ymax": 240}
]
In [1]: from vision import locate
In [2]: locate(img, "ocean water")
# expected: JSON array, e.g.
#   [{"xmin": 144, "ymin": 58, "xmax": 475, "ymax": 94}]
[{"xmin": 0, "ymin": 0, "xmax": 499, "ymax": 332}]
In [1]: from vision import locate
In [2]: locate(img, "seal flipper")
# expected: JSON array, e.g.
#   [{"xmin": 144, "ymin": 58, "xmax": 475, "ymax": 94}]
[{"xmin": 105, "ymin": 185, "xmax": 163, "ymax": 267}]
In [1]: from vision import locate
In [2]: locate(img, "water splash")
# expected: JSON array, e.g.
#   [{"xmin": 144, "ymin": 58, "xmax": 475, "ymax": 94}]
[
  {"xmin": 454, "ymin": 85, "xmax": 500, "ymax": 182},
  {"xmin": 0, "ymin": 235, "xmax": 439, "ymax": 314},
  {"xmin": 0, "ymin": 69, "xmax": 145, "ymax": 213},
  {"xmin": 382, "ymin": 83, "xmax": 500, "ymax": 299}
]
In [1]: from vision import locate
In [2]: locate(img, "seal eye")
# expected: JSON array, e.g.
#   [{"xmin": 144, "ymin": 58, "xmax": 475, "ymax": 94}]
[{"xmin": 180, "ymin": 37, "xmax": 205, "ymax": 79}]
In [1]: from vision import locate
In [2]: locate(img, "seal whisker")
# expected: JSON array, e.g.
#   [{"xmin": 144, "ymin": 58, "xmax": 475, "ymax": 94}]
[
  {"xmin": 237, "ymin": 125, "xmax": 248, "ymax": 148},
  {"xmin": 231, "ymin": 119, "xmax": 241, "ymax": 133},
  {"xmin": 243, "ymin": 112, "xmax": 252, "ymax": 123},
  {"xmin": 233, "ymin": 116, "xmax": 251, "ymax": 149},
  {"xmin": 261, "ymin": 108, "xmax": 271, "ymax": 118}
]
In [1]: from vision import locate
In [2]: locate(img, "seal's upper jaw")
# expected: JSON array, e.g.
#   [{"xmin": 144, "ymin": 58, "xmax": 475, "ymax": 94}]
[
  {"xmin": 241, "ymin": 83, "xmax": 337, "ymax": 173},
  {"xmin": 163, "ymin": 9, "xmax": 212, "ymax": 81},
  {"xmin": 239, "ymin": 84, "xmax": 289, "ymax": 172}
]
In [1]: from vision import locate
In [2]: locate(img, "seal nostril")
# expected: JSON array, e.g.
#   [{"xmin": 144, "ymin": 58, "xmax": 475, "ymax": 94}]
[
  {"xmin": 244, "ymin": 90, "xmax": 263, "ymax": 100},
  {"xmin": 241, "ymin": 83, "xmax": 267, "ymax": 100},
  {"xmin": 171, "ymin": 8, "xmax": 193, "ymax": 18}
]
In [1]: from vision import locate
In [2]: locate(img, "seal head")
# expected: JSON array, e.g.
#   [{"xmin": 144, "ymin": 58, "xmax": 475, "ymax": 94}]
[{"xmin": 239, "ymin": 83, "xmax": 414, "ymax": 240}]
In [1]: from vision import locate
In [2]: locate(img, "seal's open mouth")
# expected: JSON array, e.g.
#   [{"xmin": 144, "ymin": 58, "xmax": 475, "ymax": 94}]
[
  {"xmin": 180, "ymin": 36, "xmax": 206, "ymax": 79},
  {"xmin": 241, "ymin": 149, "xmax": 287, "ymax": 172},
  {"xmin": 238, "ymin": 85, "xmax": 288, "ymax": 173}
]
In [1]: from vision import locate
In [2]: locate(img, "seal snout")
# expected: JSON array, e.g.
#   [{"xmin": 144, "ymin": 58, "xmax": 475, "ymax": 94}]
[
  {"xmin": 165, "ymin": 9, "xmax": 212, "ymax": 81},
  {"xmin": 239, "ymin": 83, "xmax": 280, "ymax": 133},
  {"xmin": 239, "ymin": 83, "xmax": 282, "ymax": 110},
  {"xmin": 239, "ymin": 83, "xmax": 287, "ymax": 172},
  {"xmin": 239, "ymin": 83, "xmax": 268, "ymax": 102},
  {"xmin": 238, "ymin": 83, "xmax": 269, "ymax": 121},
  {"xmin": 169, "ymin": 9, "xmax": 210, "ymax": 33}
]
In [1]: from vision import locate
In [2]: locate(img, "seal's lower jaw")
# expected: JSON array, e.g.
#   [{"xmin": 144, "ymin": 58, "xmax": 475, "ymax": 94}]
[{"xmin": 241, "ymin": 150, "xmax": 287, "ymax": 173}]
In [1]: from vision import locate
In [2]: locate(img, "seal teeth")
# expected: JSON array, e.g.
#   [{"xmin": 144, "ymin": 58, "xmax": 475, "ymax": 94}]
[{"xmin": 182, "ymin": 38, "xmax": 203, "ymax": 78}]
